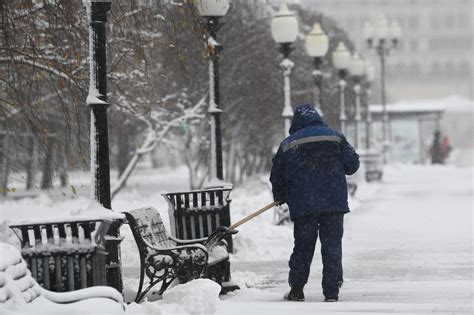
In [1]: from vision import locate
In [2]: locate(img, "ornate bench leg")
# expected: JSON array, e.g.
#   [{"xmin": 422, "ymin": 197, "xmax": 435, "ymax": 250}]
[
  {"xmin": 134, "ymin": 258, "xmax": 146, "ymax": 303},
  {"xmin": 136, "ymin": 278, "xmax": 160, "ymax": 303},
  {"xmin": 157, "ymin": 276, "xmax": 176, "ymax": 296}
]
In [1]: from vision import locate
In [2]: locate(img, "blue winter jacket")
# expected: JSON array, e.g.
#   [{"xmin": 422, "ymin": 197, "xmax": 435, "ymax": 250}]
[{"xmin": 270, "ymin": 104, "xmax": 360, "ymax": 220}]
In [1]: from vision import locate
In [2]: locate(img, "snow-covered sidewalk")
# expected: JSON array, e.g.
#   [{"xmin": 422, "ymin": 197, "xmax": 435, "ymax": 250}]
[
  {"xmin": 211, "ymin": 165, "xmax": 473, "ymax": 314},
  {"xmin": 1, "ymin": 164, "xmax": 472, "ymax": 314}
]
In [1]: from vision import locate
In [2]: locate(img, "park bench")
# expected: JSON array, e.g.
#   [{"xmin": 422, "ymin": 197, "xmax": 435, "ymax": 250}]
[
  {"xmin": 9, "ymin": 219, "xmax": 111, "ymax": 292},
  {"xmin": 163, "ymin": 188, "xmax": 233, "ymax": 252},
  {"xmin": 0, "ymin": 242, "xmax": 124, "ymax": 314},
  {"xmin": 163, "ymin": 188, "xmax": 239, "ymax": 293},
  {"xmin": 360, "ymin": 150, "xmax": 383, "ymax": 182},
  {"xmin": 123, "ymin": 206, "xmax": 231, "ymax": 303},
  {"xmin": 8, "ymin": 212, "xmax": 126, "ymax": 293}
]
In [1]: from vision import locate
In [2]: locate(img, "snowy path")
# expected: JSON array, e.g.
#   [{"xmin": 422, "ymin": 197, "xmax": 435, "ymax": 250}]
[
  {"xmin": 217, "ymin": 165, "xmax": 473, "ymax": 314},
  {"xmin": 4, "ymin": 165, "xmax": 470, "ymax": 314}
]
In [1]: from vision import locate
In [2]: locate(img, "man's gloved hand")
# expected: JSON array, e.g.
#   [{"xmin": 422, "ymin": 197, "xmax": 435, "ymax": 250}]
[{"xmin": 276, "ymin": 200, "xmax": 286, "ymax": 206}]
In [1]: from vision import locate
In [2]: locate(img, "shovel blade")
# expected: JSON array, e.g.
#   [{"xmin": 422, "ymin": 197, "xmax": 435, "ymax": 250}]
[{"xmin": 204, "ymin": 226, "xmax": 238, "ymax": 250}]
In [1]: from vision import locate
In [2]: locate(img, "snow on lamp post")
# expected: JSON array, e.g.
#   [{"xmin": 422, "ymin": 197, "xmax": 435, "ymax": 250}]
[
  {"xmin": 305, "ymin": 22, "xmax": 329, "ymax": 116},
  {"xmin": 364, "ymin": 15, "xmax": 401, "ymax": 163},
  {"xmin": 271, "ymin": 3, "xmax": 299, "ymax": 138},
  {"xmin": 196, "ymin": 0, "xmax": 230, "ymax": 182},
  {"xmin": 332, "ymin": 41, "xmax": 351, "ymax": 134},
  {"xmin": 349, "ymin": 52, "xmax": 366, "ymax": 149},
  {"xmin": 85, "ymin": 0, "xmax": 122, "ymax": 291}
]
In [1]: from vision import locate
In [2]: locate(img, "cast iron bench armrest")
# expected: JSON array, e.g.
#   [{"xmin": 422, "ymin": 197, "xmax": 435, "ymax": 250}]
[
  {"xmin": 169, "ymin": 235, "xmax": 208, "ymax": 245},
  {"xmin": 139, "ymin": 236, "xmax": 208, "ymax": 253},
  {"xmin": 169, "ymin": 235, "xmax": 229, "ymax": 248},
  {"xmin": 149, "ymin": 242, "xmax": 208, "ymax": 254}
]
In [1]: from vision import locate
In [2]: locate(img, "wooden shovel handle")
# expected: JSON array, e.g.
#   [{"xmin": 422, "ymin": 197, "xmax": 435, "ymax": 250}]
[{"xmin": 229, "ymin": 201, "xmax": 280, "ymax": 229}]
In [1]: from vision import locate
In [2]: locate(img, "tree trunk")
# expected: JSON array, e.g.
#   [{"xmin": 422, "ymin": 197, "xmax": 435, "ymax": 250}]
[
  {"xmin": 59, "ymin": 137, "xmax": 68, "ymax": 187},
  {"xmin": 25, "ymin": 136, "xmax": 36, "ymax": 190},
  {"xmin": 1, "ymin": 134, "xmax": 9, "ymax": 197},
  {"xmin": 117, "ymin": 122, "xmax": 131, "ymax": 178},
  {"xmin": 226, "ymin": 142, "xmax": 236, "ymax": 184}
]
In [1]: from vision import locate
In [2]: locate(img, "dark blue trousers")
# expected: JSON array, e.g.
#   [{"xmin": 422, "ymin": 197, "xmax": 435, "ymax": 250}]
[{"xmin": 288, "ymin": 213, "xmax": 344, "ymax": 297}]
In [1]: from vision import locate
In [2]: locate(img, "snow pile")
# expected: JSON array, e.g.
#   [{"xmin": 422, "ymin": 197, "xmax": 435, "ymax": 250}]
[
  {"xmin": 70, "ymin": 199, "xmax": 124, "ymax": 221},
  {"xmin": 161, "ymin": 279, "xmax": 221, "ymax": 315},
  {"xmin": 1, "ymin": 193, "xmax": 123, "ymax": 226},
  {"xmin": 230, "ymin": 271, "xmax": 269, "ymax": 289},
  {"xmin": 207, "ymin": 245, "xmax": 229, "ymax": 265},
  {"xmin": 0, "ymin": 220, "xmax": 18, "ymax": 246}
]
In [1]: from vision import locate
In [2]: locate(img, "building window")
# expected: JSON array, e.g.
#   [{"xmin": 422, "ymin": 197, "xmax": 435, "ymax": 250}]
[
  {"xmin": 458, "ymin": 13, "xmax": 470, "ymax": 28},
  {"xmin": 409, "ymin": 62, "xmax": 420, "ymax": 75},
  {"xmin": 430, "ymin": 15, "xmax": 439, "ymax": 29},
  {"xmin": 445, "ymin": 14, "xmax": 455, "ymax": 28},
  {"xmin": 445, "ymin": 61, "xmax": 455, "ymax": 75},
  {"xmin": 458, "ymin": 60, "xmax": 470, "ymax": 76},
  {"xmin": 408, "ymin": 15, "xmax": 418, "ymax": 29},
  {"xmin": 431, "ymin": 62, "xmax": 441, "ymax": 74}
]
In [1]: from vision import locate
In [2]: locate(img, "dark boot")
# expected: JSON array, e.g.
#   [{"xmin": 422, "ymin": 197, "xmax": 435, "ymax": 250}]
[
  {"xmin": 324, "ymin": 295, "xmax": 338, "ymax": 302},
  {"xmin": 284, "ymin": 286, "xmax": 305, "ymax": 301},
  {"xmin": 323, "ymin": 281, "xmax": 342, "ymax": 302}
]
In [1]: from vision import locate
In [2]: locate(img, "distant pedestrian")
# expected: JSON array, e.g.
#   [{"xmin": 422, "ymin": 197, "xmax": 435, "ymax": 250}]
[
  {"xmin": 430, "ymin": 131, "xmax": 443, "ymax": 164},
  {"xmin": 440, "ymin": 135, "xmax": 452, "ymax": 162},
  {"xmin": 270, "ymin": 104, "xmax": 359, "ymax": 302}
]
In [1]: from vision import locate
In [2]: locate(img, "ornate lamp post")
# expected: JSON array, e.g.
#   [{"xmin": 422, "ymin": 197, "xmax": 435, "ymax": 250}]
[
  {"xmin": 349, "ymin": 52, "xmax": 366, "ymax": 149},
  {"xmin": 363, "ymin": 15, "xmax": 401, "ymax": 163},
  {"xmin": 271, "ymin": 3, "xmax": 299, "ymax": 137},
  {"xmin": 196, "ymin": 0, "xmax": 230, "ymax": 181},
  {"xmin": 364, "ymin": 61, "xmax": 376, "ymax": 150},
  {"xmin": 331, "ymin": 41, "xmax": 351, "ymax": 134},
  {"xmin": 87, "ymin": 0, "xmax": 111, "ymax": 209},
  {"xmin": 305, "ymin": 22, "xmax": 329, "ymax": 116},
  {"xmin": 86, "ymin": 0, "xmax": 123, "ymax": 291}
]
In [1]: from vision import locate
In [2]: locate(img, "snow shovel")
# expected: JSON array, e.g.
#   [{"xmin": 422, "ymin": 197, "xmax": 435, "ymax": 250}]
[{"xmin": 204, "ymin": 201, "xmax": 280, "ymax": 250}]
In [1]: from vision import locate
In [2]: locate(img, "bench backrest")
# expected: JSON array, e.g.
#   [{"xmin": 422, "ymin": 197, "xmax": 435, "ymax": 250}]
[
  {"xmin": 163, "ymin": 189, "xmax": 231, "ymax": 240},
  {"xmin": 9, "ymin": 220, "xmax": 107, "ymax": 292},
  {"xmin": 0, "ymin": 243, "xmax": 41, "ymax": 309},
  {"xmin": 124, "ymin": 207, "xmax": 175, "ymax": 255}
]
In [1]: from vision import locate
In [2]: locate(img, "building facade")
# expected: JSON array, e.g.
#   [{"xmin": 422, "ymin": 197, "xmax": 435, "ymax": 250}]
[{"xmin": 296, "ymin": 0, "xmax": 473, "ymax": 101}]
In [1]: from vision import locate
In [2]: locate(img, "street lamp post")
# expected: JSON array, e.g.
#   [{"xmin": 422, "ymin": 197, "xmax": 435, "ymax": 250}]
[
  {"xmin": 364, "ymin": 62, "xmax": 376, "ymax": 150},
  {"xmin": 87, "ymin": 0, "xmax": 111, "ymax": 209},
  {"xmin": 332, "ymin": 42, "xmax": 351, "ymax": 134},
  {"xmin": 305, "ymin": 22, "xmax": 329, "ymax": 116},
  {"xmin": 86, "ymin": 0, "xmax": 122, "ymax": 291},
  {"xmin": 271, "ymin": 3, "xmax": 299, "ymax": 138},
  {"xmin": 349, "ymin": 52, "xmax": 366, "ymax": 149},
  {"xmin": 196, "ymin": 0, "xmax": 230, "ymax": 182},
  {"xmin": 363, "ymin": 15, "xmax": 401, "ymax": 163}
]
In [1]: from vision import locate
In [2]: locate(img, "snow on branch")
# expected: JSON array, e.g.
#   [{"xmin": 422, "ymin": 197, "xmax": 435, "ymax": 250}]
[
  {"xmin": 0, "ymin": 55, "xmax": 81, "ymax": 88},
  {"xmin": 110, "ymin": 94, "xmax": 207, "ymax": 199}
]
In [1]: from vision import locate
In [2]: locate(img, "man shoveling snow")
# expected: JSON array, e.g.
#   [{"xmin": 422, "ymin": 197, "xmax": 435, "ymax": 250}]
[{"xmin": 270, "ymin": 104, "xmax": 360, "ymax": 302}]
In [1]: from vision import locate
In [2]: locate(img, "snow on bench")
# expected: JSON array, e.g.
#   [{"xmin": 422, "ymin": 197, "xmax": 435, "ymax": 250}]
[{"xmin": 0, "ymin": 242, "xmax": 124, "ymax": 314}]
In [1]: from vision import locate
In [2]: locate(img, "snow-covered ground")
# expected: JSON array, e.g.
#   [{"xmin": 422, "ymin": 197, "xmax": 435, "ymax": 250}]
[{"xmin": 1, "ymin": 163, "xmax": 473, "ymax": 314}]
